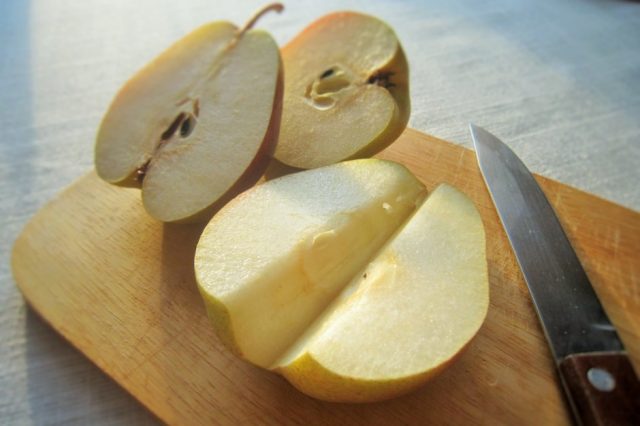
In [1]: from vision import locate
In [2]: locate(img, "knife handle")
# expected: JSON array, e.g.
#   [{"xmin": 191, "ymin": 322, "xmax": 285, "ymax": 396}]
[{"xmin": 558, "ymin": 352, "xmax": 640, "ymax": 426}]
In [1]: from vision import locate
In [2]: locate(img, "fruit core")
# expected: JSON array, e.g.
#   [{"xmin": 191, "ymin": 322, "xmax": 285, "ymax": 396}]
[
  {"xmin": 306, "ymin": 65, "xmax": 397, "ymax": 111},
  {"xmin": 136, "ymin": 99, "xmax": 200, "ymax": 183},
  {"xmin": 130, "ymin": 4, "xmax": 284, "ymax": 186}
]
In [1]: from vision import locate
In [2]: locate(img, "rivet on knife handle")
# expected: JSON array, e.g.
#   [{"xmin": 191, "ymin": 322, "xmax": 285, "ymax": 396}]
[
  {"xmin": 559, "ymin": 352, "xmax": 640, "ymax": 426},
  {"xmin": 469, "ymin": 124, "xmax": 640, "ymax": 425}
]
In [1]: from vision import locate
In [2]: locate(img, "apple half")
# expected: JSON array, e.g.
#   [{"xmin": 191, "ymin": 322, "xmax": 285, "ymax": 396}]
[
  {"xmin": 95, "ymin": 5, "xmax": 283, "ymax": 223},
  {"xmin": 274, "ymin": 12, "xmax": 410, "ymax": 169},
  {"xmin": 195, "ymin": 159, "xmax": 489, "ymax": 402}
]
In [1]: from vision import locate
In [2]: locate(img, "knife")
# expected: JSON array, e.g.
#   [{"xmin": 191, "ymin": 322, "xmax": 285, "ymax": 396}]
[{"xmin": 470, "ymin": 124, "xmax": 640, "ymax": 426}]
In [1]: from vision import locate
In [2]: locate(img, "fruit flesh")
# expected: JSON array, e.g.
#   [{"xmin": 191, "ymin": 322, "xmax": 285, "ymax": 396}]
[
  {"xmin": 195, "ymin": 160, "xmax": 426, "ymax": 367},
  {"xmin": 196, "ymin": 161, "xmax": 489, "ymax": 402},
  {"xmin": 95, "ymin": 22, "xmax": 237, "ymax": 186},
  {"xmin": 275, "ymin": 184, "xmax": 489, "ymax": 401},
  {"xmin": 141, "ymin": 30, "xmax": 281, "ymax": 222},
  {"xmin": 274, "ymin": 12, "xmax": 410, "ymax": 169},
  {"xmin": 95, "ymin": 23, "xmax": 282, "ymax": 223}
]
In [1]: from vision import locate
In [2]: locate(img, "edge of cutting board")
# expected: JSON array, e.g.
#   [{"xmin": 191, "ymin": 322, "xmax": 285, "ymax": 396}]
[{"xmin": 11, "ymin": 128, "xmax": 640, "ymax": 425}]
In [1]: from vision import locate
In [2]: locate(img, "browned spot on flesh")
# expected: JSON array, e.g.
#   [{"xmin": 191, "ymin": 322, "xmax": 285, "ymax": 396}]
[{"xmin": 193, "ymin": 99, "xmax": 200, "ymax": 117}]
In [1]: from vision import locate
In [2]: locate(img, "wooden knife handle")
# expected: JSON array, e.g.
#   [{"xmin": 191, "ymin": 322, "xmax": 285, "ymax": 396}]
[{"xmin": 558, "ymin": 352, "xmax": 640, "ymax": 426}]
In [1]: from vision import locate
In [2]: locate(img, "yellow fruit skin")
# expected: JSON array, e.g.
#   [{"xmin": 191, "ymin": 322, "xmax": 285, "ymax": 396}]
[
  {"xmin": 274, "ymin": 344, "xmax": 469, "ymax": 403},
  {"xmin": 198, "ymin": 288, "xmax": 243, "ymax": 358}
]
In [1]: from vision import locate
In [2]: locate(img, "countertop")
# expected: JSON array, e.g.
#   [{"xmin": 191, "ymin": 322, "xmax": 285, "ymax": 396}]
[{"xmin": 1, "ymin": 0, "xmax": 639, "ymax": 424}]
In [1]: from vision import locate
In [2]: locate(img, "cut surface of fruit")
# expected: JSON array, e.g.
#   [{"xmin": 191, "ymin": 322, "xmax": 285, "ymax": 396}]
[
  {"xmin": 195, "ymin": 159, "xmax": 426, "ymax": 367},
  {"xmin": 275, "ymin": 184, "xmax": 489, "ymax": 401},
  {"xmin": 95, "ymin": 7, "xmax": 283, "ymax": 222},
  {"xmin": 274, "ymin": 12, "xmax": 410, "ymax": 169},
  {"xmin": 195, "ymin": 159, "xmax": 489, "ymax": 402},
  {"xmin": 95, "ymin": 23, "xmax": 237, "ymax": 186}
]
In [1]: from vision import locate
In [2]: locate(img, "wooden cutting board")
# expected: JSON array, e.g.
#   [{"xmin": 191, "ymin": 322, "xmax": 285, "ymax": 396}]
[{"xmin": 11, "ymin": 128, "xmax": 640, "ymax": 425}]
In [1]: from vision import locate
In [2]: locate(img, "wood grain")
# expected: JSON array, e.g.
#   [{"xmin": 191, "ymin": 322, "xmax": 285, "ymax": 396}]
[{"xmin": 11, "ymin": 129, "xmax": 640, "ymax": 425}]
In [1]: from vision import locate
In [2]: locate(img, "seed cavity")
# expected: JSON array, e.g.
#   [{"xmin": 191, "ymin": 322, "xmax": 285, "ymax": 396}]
[
  {"xmin": 320, "ymin": 68, "xmax": 334, "ymax": 79},
  {"xmin": 305, "ymin": 66, "xmax": 397, "ymax": 112},
  {"xmin": 180, "ymin": 114, "xmax": 196, "ymax": 138},
  {"xmin": 142, "ymin": 105, "xmax": 198, "ymax": 183},
  {"xmin": 161, "ymin": 113, "xmax": 186, "ymax": 140},
  {"xmin": 160, "ymin": 109, "xmax": 198, "ymax": 141},
  {"xmin": 315, "ymin": 74, "xmax": 350, "ymax": 95},
  {"xmin": 310, "ymin": 96, "xmax": 335, "ymax": 110},
  {"xmin": 306, "ymin": 65, "xmax": 354, "ymax": 111}
]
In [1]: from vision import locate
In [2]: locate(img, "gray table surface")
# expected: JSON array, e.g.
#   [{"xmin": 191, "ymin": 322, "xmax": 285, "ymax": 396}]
[{"xmin": 1, "ymin": 0, "xmax": 639, "ymax": 424}]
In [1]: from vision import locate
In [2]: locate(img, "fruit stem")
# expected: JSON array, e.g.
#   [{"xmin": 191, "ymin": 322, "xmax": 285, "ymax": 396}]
[{"xmin": 238, "ymin": 3, "xmax": 284, "ymax": 36}]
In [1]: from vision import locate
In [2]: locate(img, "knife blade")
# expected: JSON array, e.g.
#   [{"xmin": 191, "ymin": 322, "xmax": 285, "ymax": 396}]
[{"xmin": 469, "ymin": 123, "xmax": 639, "ymax": 426}]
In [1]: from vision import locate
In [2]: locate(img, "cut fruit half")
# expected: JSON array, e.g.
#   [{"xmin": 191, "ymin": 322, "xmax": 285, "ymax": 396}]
[
  {"xmin": 95, "ymin": 4, "xmax": 284, "ymax": 223},
  {"xmin": 195, "ymin": 159, "xmax": 489, "ymax": 402},
  {"xmin": 274, "ymin": 12, "xmax": 410, "ymax": 169},
  {"xmin": 196, "ymin": 159, "xmax": 426, "ymax": 366},
  {"xmin": 274, "ymin": 184, "xmax": 489, "ymax": 402}
]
